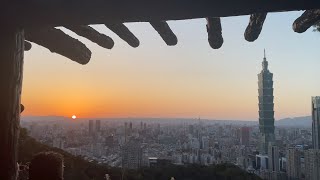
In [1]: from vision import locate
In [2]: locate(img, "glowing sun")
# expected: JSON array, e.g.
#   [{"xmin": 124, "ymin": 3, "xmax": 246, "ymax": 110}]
[{"xmin": 72, "ymin": 115, "xmax": 77, "ymax": 119}]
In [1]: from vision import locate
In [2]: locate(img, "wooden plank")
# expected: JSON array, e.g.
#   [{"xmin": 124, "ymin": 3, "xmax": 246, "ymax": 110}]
[
  {"xmin": 25, "ymin": 28, "xmax": 91, "ymax": 64},
  {"xmin": 244, "ymin": 13, "xmax": 267, "ymax": 42},
  {"xmin": 105, "ymin": 24, "xmax": 139, "ymax": 47},
  {"xmin": 0, "ymin": 26, "xmax": 24, "ymax": 180},
  {"xmin": 66, "ymin": 25, "xmax": 114, "ymax": 49},
  {"xmin": 150, "ymin": 21, "xmax": 177, "ymax": 46},
  {"xmin": 293, "ymin": 9, "xmax": 320, "ymax": 33},
  {"xmin": 206, "ymin": 17, "xmax": 223, "ymax": 49},
  {"xmin": 2, "ymin": 0, "xmax": 320, "ymax": 27}
]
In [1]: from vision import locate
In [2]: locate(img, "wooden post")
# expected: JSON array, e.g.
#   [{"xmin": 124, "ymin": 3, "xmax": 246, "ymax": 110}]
[{"xmin": 0, "ymin": 26, "xmax": 24, "ymax": 180}]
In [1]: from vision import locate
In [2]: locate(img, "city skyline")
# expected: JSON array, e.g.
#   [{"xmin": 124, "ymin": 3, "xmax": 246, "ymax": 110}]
[
  {"xmin": 21, "ymin": 93, "xmax": 319, "ymax": 180},
  {"xmin": 22, "ymin": 12, "xmax": 319, "ymax": 120}
]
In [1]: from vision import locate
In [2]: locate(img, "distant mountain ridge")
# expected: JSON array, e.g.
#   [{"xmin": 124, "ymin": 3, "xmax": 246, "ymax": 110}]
[
  {"xmin": 21, "ymin": 115, "xmax": 70, "ymax": 122},
  {"xmin": 21, "ymin": 116, "xmax": 258, "ymax": 125},
  {"xmin": 275, "ymin": 116, "xmax": 311, "ymax": 127},
  {"xmin": 22, "ymin": 115, "xmax": 312, "ymax": 127}
]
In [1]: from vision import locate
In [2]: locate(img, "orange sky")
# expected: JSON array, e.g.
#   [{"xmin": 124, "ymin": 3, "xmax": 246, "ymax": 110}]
[{"xmin": 21, "ymin": 15, "xmax": 320, "ymax": 120}]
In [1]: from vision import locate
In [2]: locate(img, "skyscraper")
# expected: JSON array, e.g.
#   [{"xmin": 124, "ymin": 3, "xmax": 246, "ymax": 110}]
[
  {"xmin": 304, "ymin": 97, "xmax": 320, "ymax": 180},
  {"xmin": 124, "ymin": 122, "xmax": 128, "ymax": 142},
  {"xmin": 95, "ymin": 120, "xmax": 101, "ymax": 132},
  {"xmin": 258, "ymin": 50, "xmax": 275, "ymax": 154},
  {"xmin": 304, "ymin": 149, "xmax": 320, "ymax": 180},
  {"xmin": 312, "ymin": 97, "xmax": 320, "ymax": 149},
  {"xmin": 89, "ymin": 120, "xmax": 94, "ymax": 135},
  {"xmin": 129, "ymin": 122, "xmax": 133, "ymax": 135},
  {"xmin": 286, "ymin": 148, "xmax": 301, "ymax": 180},
  {"xmin": 121, "ymin": 140, "xmax": 142, "ymax": 169},
  {"xmin": 268, "ymin": 144, "xmax": 279, "ymax": 172},
  {"xmin": 240, "ymin": 127, "xmax": 250, "ymax": 146}
]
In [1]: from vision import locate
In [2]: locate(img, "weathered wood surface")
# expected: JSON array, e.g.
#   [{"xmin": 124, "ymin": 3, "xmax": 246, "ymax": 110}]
[
  {"xmin": 25, "ymin": 28, "xmax": 91, "ymax": 64},
  {"xmin": 206, "ymin": 17, "xmax": 223, "ymax": 49},
  {"xmin": 66, "ymin": 25, "xmax": 114, "ymax": 49},
  {"xmin": 244, "ymin": 13, "xmax": 267, "ymax": 42},
  {"xmin": 150, "ymin": 21, "xmax": 177, "ymax": 46},
  {"xmin": 1, "ymin": 0, "xmax": 320, "ymax": 27},
  {"xmin": 293, "ymin": 9, "xmax": 320, "ymax": 33},
  {"xmin": 0, "ymin": 26, "xmax": 24, "ymax": 180},
  {"xmin": 106, "ymin": 24, "xmax": 139, "ymax": 47}
]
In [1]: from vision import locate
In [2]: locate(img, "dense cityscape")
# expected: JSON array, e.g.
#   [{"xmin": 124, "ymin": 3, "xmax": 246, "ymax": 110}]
[{"xmin": 21, "ymin": 53, "xmax": 320, "ymax": 180}]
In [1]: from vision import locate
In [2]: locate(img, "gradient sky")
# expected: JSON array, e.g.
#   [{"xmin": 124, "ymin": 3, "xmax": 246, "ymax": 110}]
[{"xmin": 22, "ymin": 11, "xmax": 320, "ymax": 120}]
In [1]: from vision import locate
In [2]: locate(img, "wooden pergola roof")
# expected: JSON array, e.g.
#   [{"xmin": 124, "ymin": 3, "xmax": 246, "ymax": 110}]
[
  {"xmin": 2, "ymin": 0, "xmax": 319, "ymax": 25},
  {"xmin": 2, "ymin": 1, "xmax": 320, "ymax": 64}
]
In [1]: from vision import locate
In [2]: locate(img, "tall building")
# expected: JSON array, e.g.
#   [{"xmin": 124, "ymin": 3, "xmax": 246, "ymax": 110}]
[
  {"xmin": 201, "ymin": 136, "xmax": 210, "ymax": 150},
  {"xmin": 258, "ymin": 50, "xmax": 275, "ymax": 154},
  {"xmin": 188, "ymin": 125, "xmax": 194, "ymax": 135},
  {"xmin": 304, "ymin": 149, "xmax": 320, "ymax": 180},
  {"xmin": 124, "ymin": 122, "xmax": 128, "ymax": 142},
  {"xmin": 96, "ymin": 120, "xmax": 101, "ymax": 132},
  {"xmin": 89, "ymin": 120, "xmax": 94, "ymax": 135},
  {"xmin": 305, "ymin": 98, "xmax": 320, "ymax": 180},
  {"xmin": 121, "ymin": 141, "xmax": 142, "ymax": 169},
  {"xmin": 268, "ymin": 144, "xmax": 279, "ymax": 172},
  {"xmin": 240, "ymin": 127, "xmax": 250, "ymax": 146},
  {"xmin": 286, "ymin": 148, "xmax": 301, "ymax": 180},
  {"xmin": 256, "ymin": 154, "xmax": 269, "ymax": 170},
  {"xmin": 312, "ymin": 97, "xmax": 320, "ymax": 149},
  {"xmin": 129, "ymin": 122, "xmax": 133, "ymax": 135}
]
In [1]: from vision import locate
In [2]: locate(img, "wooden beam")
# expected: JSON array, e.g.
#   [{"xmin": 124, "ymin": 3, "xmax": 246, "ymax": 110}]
[
  {"xmin": 24, "ymin": 41, "xmax": 32, "ymax": 51},
  {"xmin": 3, "ymin": 1, "xmax": 320, "ymax": 27},
  {"xmin": 150, "ymin": 21, "xmax": 177, "ymax": 46},
  {"xmin": 105, "ymin": 24, "xmax": 139, "ymax": 48},
  {"xmin": 244, "ymin": 13, "xmax": 267, "ymax": 42},
  {"xmin": 293, "ymin": 9, "xmax": 320, "ymax": 33},
  {"xmin": 25, "ymin": 28, "xmax": 91, "ymax": 65},
  {"xmin": 66, "ymin": 25, "xmax": 114, "ymax": 49},
  {"xmin": 0, "ymin": 26, "xmax": 24, "ymax": 180},
  {"xmin": 206, "ymin": 17, "xmax": 223, "ymax": 49}
]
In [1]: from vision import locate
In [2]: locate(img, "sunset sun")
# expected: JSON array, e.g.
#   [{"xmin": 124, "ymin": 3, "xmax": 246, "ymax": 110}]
[{"xmin": 72, "ymin": 115, "xmax": 77, "ymax": 119}]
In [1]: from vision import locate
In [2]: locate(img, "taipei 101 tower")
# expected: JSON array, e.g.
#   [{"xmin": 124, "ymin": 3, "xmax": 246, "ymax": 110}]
[{"xmin": 258, "ymin": 50, "xmax": 275, "ymax": 154}]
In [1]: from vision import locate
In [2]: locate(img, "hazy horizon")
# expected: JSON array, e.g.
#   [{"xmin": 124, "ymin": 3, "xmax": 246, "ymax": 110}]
[
  {"xmin": 21, "ymin": 114, "xmax": 311, "ymax": 122},
  {"xmin": 22, "ymin": 11, "xmax": 319, "ymax": 120}
]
